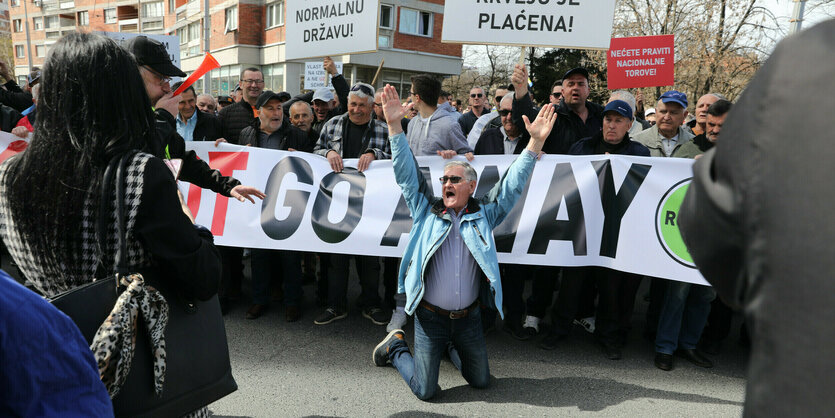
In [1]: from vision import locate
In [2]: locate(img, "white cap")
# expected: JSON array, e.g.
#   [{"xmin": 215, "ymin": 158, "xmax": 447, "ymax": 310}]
[{"xmin": 645, "ymin": 107, "xmax": 656, "ymax": 117}]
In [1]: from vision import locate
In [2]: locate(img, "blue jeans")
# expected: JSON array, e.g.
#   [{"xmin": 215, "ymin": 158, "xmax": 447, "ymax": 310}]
[
  {"xmin": 250, "ymin": 249, "xmax": 302, "ymax": 307},
  {"xmin": 389, "ymin": 304, "xmax": 490, "ymax": 400},
  {"xmin": 655, "ymin": 281, "xmax": 716, "ymax": 354}
]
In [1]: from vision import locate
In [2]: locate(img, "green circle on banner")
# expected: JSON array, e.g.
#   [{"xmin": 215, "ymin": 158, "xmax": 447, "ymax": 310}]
[{"xmin": 655, "ymin": 179, "xmax": 695, "ymax": 268}]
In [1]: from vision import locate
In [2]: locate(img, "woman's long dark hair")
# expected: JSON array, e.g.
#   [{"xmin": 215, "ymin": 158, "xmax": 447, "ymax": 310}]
[{"xmin": 4, "ymin": 32, "xmax": 155, "ymax": 277}]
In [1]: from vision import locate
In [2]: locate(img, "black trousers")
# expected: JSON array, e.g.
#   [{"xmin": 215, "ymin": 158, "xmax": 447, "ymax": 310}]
[
  {"xmin": 327, "ymin": 254, "xmax": 381, "ymax": 312},
  {"xmin": 218, "ymin": 246, "xmax": 244, "ymax": 301},
  {"xmin": 552, "ymin": 267, "xmax": 642, "ymax": 346}
]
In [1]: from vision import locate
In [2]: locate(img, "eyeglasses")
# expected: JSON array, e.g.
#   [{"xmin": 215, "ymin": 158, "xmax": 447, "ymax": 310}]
[
  {"xmin": 470, "ymin": 93, "xmax": 484, "ymax": 98},
  {"xmin": 552, "ymin": 92, "xmax": 562, "ymax": 99},
  {"xmin": 439, "ymin": 175, "xmax": 464, "ymax": 184},
  {"xmin": 142, "ymin": 66, "xmax": 171, "ymax": 86},
  {"xmin": 498, "ymin": 109, "xmax": 511, "ymax": 117},
  {"xmin": 241, "ymin": 79, "xmax": 264, "ymax": 85},
  {"xmin": 350, "ymin": 84, "xmax": 374, "ymax": 96},
  {"xmin": 409, "ymin": 91, "xmax": 417, "ymax": 97}
]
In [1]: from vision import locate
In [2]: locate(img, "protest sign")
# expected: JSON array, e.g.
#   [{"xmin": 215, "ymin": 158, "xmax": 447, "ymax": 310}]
[
  {"xmin": 442, "ymin": 0, "xmax": 617, "ymax": 50},
  {"xmin": 179, "ymin": 142, "xmax": 707, "ymax": 286},
  {"xmin": 304, "ymin": 61, "xmax": 345, "ymax": 90},
  {"xmin": 0, "ymin": 132, "xmax": 28, "ymax": 164},
  {"xmin": 98, "ymin": 32, "xmax": 180, "ymax": 71},
  {"xmin": 607, "ymin": 35, "xmax": 675, "ymax": 89},
  {"xmin": 286, "ymin": 0, "xmax": 379, "ymax": 60}
]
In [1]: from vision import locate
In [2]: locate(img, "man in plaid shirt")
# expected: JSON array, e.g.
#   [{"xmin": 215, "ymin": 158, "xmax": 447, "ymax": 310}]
[{"xmin": 312, "ymin": 82, "xmax": 391, "ymax": 326}]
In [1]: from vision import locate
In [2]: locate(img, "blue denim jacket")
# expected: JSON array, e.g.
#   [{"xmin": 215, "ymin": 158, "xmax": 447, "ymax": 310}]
[{"xmin": 390, "ymin": 132, "xmax": 536, "ymax": 318}]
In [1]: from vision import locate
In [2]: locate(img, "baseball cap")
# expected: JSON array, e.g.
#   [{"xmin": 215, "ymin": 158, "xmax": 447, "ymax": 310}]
[
  {"xmin": 276, "ymin": 91, "xmax": 292, "ymax": 102},
  {"xmin": 255, "ymin": 90, "xmax": 285, "ymax": 109},
  {"xmin": 562, "ymin": 67, "xmax": 590, "ymax": 81},
  {"xmin": 127, "ymin": 36, "xmax": 186, "ymax": 78},
  {"xmin": 312, "ymin": 88, "xmax": 334, "ymax": 102},
  {"xmin": 645, "ymin": 107, "xmax": 656, "ymax": 117},
  {"xmin": 217, "ymin": 95, "xmax": 232, "ymax": 105},
  {"xmin": 603, "ymin": 100, "xmax": 633, "ymax": 119},
  {"xmin": 659, "ymin": 90, "xmax": 688, "ymax": 108},
  {"xmin": 28, "ymin": 68, "xmax": 41, "ymax": 86}
]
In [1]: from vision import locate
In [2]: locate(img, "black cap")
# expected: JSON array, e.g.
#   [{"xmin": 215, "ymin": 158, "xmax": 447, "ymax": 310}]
[
  {"xmin": 276, "ymin": 91, "xmax": 292, "ymax": 102},
  {"xmin": 562, "ymin": 67, "xmax": 590, "ymax": 81},
  {"xmin": 127, "ymin": 36, "xmax": 187, "ymax": 78},
  {"xmin": 217, "ymin": 95, "xmax": 232, "ymax": 104},
  {"xmin": 255, "ymin": 90, "xmax": 285, "ymax": 109}
]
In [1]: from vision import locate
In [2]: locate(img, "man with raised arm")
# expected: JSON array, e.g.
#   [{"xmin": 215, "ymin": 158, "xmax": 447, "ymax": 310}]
[{"xmin": 371, "ymin": 84, "xmax": 554, "ymax": 400}]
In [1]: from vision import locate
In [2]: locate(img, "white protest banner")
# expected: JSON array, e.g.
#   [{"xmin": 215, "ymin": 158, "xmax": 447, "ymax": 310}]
[
  {"xmin": 442, "ymin": 0, "xmax": 617, "ymax": 50},
  {"xmin": 286, "ymin": 0, "xmax": 379, "ymax": 60},
  {"xmin": 0, "ymin": 131, "xmax": 29, "ymax": 164},
  {"xmin": 98, "ymin": 32, "xmax": 181, "ymax": 71},
  {"xmin": 179, "ymin": 143, "xmax": 707, "ymax": 286},
  {"xmin": 304, "ymin": 61, "xmax": 345, "ymax": 90}
]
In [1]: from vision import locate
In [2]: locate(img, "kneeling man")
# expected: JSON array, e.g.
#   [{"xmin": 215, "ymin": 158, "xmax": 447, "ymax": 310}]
[{"xmin": 372, "ymin": 85, "xmax": 554, "ymax": 400}]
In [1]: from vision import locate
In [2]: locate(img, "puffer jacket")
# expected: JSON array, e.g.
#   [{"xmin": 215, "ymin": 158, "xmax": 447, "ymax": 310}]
[{"xmin": 390, "ymin": 131, "xmax": 536, "ymax": 318}]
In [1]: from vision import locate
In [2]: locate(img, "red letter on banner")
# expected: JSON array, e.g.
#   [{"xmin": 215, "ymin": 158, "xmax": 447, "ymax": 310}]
[
  {"xmin": 207, "ymin": 151, "xmax": 250, "ymax": 236},
  {"xmin": 0, "ymin": 140, "xmax": 28, "ymax": 164}
]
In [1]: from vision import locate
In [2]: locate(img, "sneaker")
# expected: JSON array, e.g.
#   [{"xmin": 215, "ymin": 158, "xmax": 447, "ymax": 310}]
[
  {"xmin": 574, "ymin": 316, "xmax": 596, "ymax": 333},
  {"xmin": 314, "ymin": 308, "xmax": 347, "ymax": 325},
  {"xmin": 502, "ymin": 319, "xmax": 532, "ymax": 341},
  {"xmin": 387, "ymin": 309, "xmax": 408, "ymax": 332},
  {"xmin": 539, "ymin": 331, "xmax": 567, "ymax": 351},
  {"xmin": 362, "ymin": 307, "xmax": 390, "ymax": 325},
  {"xmin": 523, "ymin": 315, "xmax": 541, "ymax": 336},
  {"xmin": 373, "ymin": 329, "xmax": 405, "ymax": 366}
]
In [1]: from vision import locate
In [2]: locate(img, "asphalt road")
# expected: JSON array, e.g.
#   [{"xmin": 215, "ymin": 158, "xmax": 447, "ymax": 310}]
[{"xmin": 207, "ymin": 276, "xmax": 747, "ymax": 418}]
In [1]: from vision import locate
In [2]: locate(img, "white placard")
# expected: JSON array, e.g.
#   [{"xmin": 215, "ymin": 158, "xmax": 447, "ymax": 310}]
[
  {"xmin": 304, "ymin": 62, "xmax": 345, "ymax": 90},
  {"xmin": 286, "ymin": 0, "xmax": 379, "ymax": 60},
  {"xmin": 98, "ymin": 32, "xmax": 181, "ymax": 71},
  {"xmin": 441, "ymin": 0, "xmax": 617, "ymax": 50},
  {"xmin": 179, "ymin": 142, "xmax": 708, "ymax": 286}
]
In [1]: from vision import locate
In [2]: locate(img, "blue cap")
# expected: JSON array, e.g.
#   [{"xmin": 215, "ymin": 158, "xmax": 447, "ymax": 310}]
[
  {"xmin": 659, "ymin": 90, "xmax": 688, "ymax": 108},
  {"xmin": 603, "ymin": 100, "xmax": 633, "ymax": 119}
]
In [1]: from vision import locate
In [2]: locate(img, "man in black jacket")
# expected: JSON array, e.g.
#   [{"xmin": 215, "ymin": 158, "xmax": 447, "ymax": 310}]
[
  {"xmin": 171, "ymin": 82, "xmax": 223, "ymax": 143},
  {"xmin": 0, "ymin": 60, "xmax": 34, "ymax": 113},
  {"xmin": 679, "ymin": 20, "xmax": 835, "ymax": 416},
  {"xmin": 128, "ymin": 36, "xmax": 265, "ymax": 316},
  {"xmin": 238, "ymin": 91, "xmax": 308, "ymax": 322},
  {"xmin": 510, "ymin": 65, "xmax": 604, "ymax": 339},
  {"xmin": 218, "ymin": 67, "xmax": 265, "ymax": 144}
]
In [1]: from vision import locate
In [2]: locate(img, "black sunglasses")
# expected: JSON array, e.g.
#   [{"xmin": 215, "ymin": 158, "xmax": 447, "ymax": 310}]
[
  {"xmin": 470, "ymin": 93, "xmax": 484, "ymax": 98},
  {"xmin": 439, "ymin": 175, "xmax": 464, "ymax": 184},
  {"xmin": 498, "ymin": 109, "xmax": 511, "ymax": 117},
  {"xmin": 552, "ymin": 92, "xmax": 562, "ymax": 99},
  {"xmin": 350, "ymin": 84, "xmax": 374, "ymax": 96}
]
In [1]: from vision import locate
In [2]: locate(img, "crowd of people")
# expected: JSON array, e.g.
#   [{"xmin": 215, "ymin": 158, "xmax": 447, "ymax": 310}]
[{"xmin": 0, "ymin": 32, "xmax": 751, "ymax": 411}]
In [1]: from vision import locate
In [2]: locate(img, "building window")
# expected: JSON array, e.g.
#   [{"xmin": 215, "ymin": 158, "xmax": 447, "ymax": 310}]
[
  {"xmin": 262, "ymin": 64, "xmax": 285, "ymax": 92},
  {"xmin": 380, "ymin": 4, "xmax": 393, "ymax": 29},
  {"xmin": 11, "ymin": 0, "xmax": 19, "ymax": 7},
  {"xmin": 15, "ymin": 45, "xmax": 24, "ymax": 58},
  {"xmin": 33, "ymin": 17, "xmax": 43, "ymax": 30},
  {"xmin": 143, "ymin": 20, "xmax": 163, "ymax": 31},
  {"xmin": 188, "ymin": 21, "xmax": 200, "ymax": 41},
  {"xmin": 36, "ymin": 45, "xmax": 45, "ymax": 58},
  {"xmin": 266, "ymin": 1, "xmax": 284, "ymax": 29},
  {"xmin": 46, "ymin": 31, "xmax": 61, "ymax": 39},
  {"xmin": 45, "ymin": 16, "xmax": 59, "ymax": 29},
  {"xmin": 77, "ymin": 11, "xmax": 89, "ymax": 26},
  {"xmin": 378, "ymin": 35, "xmax": 391, "ymax": 48},
  {"xmin": 169, "ymin": 0, "xmax": 175, "ymax": 13},
  {"xmin": 177, "ymin": 28, "xmax": 186, "ymax": 44},
  {"xmin": 13, "ymin": 19, "xmax": 22, "ymax": 32},
  {"xmin": 104, "ymin": 8, "xmax": 116, "ymax": 24},
  {"xmin": 225, "ymin": 6, "xmax": 237, "ymax": 32},
  {"xmin": 399, "ymin": 8, "xmax": 432, "ymax": 37},
  {"xmin": 142, "ymin": 2, "xmax": 164, "ymax": 18},
  {"xmin": 59, "ymin": 1, "xmax": 75, "ymax": 9}
]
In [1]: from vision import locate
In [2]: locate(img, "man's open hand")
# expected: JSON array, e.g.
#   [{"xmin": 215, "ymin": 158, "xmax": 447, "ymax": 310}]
[{"xmin": 230, "ymin": 185, "xmax": 266, "ymax": 203}]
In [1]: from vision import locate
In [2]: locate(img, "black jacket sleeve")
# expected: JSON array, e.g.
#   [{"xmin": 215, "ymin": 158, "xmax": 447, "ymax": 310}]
[
  {"xmin": 282, "ymin": 91, "xmax": 315, "ymax": 118},
  {"xmin": 135, "ymin": 157, "xmax": 221, "ymax": 301},
  {"xmin": 0, "ymin": 80, "xmax": 33, "ymax": 113},
  {"xmin": 332, "ymin": 74, "xmax": 350, "ymax": 115},
  {"xmin": 511, "ymin": 94, "xmax": 539, "ymax": 136},
  {"xmin": 154, "ymin": 109, "xmax": 241, "ymax": 197}
]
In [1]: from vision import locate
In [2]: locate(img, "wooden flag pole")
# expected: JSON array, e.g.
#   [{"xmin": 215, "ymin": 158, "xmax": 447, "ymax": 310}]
[
  {"xmin": 519, "ymin": 46, "xmax": 526, "ymax": 66},
  {"xmin": 371, "ymin": 59, "xmax": 385, "ymax": 85}
]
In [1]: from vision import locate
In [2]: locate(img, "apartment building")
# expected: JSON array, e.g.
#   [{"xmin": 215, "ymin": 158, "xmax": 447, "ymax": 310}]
[{"xmin": 9, "ymin": 0, "xmax": 463, "ymax": 95}]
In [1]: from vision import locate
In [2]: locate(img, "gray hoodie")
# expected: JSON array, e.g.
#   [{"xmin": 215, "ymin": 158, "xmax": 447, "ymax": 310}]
[{"xmin": 406, "ymin": 102, "xmax": 472, "ymax": 156}]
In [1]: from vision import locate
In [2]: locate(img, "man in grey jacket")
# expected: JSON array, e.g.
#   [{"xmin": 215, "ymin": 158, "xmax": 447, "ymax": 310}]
[{"xmin": 633, "ymin": 91, "xmax": 694, "ymax": 157}]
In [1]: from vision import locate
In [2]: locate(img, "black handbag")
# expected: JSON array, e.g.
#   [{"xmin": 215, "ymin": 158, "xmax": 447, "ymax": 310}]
[{"xmin": 51, "ymin": 151, "xmax": 237, "ymax": 417}]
